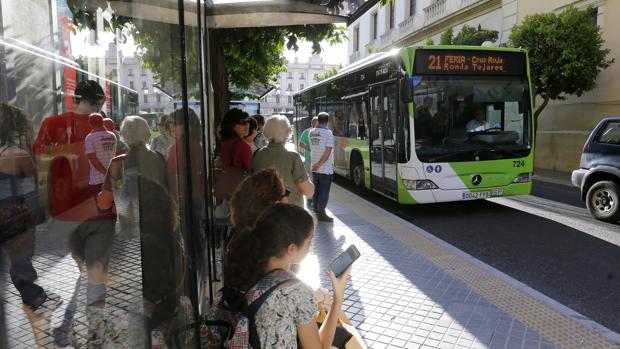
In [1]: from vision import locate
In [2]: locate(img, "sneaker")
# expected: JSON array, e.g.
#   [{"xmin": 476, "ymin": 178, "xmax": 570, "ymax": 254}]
[{"xmin": 317, "ymin": 214, "xmax": 334, "ymax": 222}]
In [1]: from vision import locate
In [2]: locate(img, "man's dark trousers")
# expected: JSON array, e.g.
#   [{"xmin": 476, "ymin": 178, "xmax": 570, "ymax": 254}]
[{"xmin": 312, "ymin": 172, "xmax": 333, "ymax": 215}]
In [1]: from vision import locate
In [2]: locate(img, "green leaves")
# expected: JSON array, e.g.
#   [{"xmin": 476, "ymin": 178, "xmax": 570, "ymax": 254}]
[
  {"xmin": 220, "ymin": 25, "xmax": 345, "ymax": 90},
  {"xmin": 509, "ymin": 6, "xmax": 614, "ymax": 119},
  {"xmin": 315, "ymin": 66, "xmax": 340, "ymax": 82}
]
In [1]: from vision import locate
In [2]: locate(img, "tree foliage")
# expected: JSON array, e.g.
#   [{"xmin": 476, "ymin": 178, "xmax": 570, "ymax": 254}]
[
  {"xmin": 440, "ymin": 27, "xmax": 453, "ymax": 45},
  {"xmin": 315, "ymin": 66, "xmax": 340, "ymax": 82},
  {"xmin": 424, "ymin": 37, "xmax": 434, "ymax": 45},
  {"xmin": 66, "ymin": 2, "xmax": 346, "ymax": 97},
  {"xmin": 439, "ymin": 25, "xmax": 498, "ymax": 45},
  {"xmin": 220, "ymin": 25, "xmax": 345, "ymax": 90},
  {"xmin": 509, "ymin": 6, "xmax": 614, "ymax": 122}
]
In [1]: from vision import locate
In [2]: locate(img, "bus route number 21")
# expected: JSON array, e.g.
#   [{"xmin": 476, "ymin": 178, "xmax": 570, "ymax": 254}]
[{"xmin": 428, "ymin": 55, "xmax": 442, "ymax": 70}]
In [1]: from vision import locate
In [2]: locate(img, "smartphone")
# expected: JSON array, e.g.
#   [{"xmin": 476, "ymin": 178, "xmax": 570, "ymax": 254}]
[{"xmin": 328, "ymin": 245, "xmax": 361, "ymax": 278}]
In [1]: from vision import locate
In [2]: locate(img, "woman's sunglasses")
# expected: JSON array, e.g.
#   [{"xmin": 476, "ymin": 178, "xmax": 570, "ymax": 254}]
[{"xmin": 236, "ymin": 119, "xmax": 249, "ymax": 125}]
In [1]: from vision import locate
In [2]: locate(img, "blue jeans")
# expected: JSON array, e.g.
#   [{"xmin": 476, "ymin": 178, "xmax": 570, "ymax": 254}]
[{"xmin": 312, "ymin": 173, "xmax": 333, "ymax": 215}]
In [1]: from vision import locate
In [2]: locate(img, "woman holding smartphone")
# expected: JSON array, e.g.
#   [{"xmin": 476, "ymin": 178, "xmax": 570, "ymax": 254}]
[{"xmin": 224, "ymin": 203, "xmax": 351, "ymax": 348}]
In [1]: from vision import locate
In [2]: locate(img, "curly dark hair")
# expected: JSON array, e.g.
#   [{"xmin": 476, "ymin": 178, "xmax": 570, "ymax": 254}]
[
  {"xmin": 219, "ymin": 108, "xmax": 249, "ymax": 141},
  {"xmin": 0, "ymin": 103, "xmax": 32, "ymax": 149},
  {"xmin": 230, "ymin": 168, "xmax": 285, "ymax": 231},
  {"xmin": 225, "ymin": 203, "xmax": 314, "ymax": 291}
]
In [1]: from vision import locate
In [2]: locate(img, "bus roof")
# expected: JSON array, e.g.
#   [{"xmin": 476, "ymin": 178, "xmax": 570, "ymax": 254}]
[{"xmin": 294, "ymin": 45, "xmax": 527, "ymax": 97}]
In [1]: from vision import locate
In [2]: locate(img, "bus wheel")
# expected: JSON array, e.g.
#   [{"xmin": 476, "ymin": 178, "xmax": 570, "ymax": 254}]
[
  {"xmin": 350, "ymin": 154, "xmax": 365, "ymax": 189},
  {"xmin": 48, "ymin": 163, "xmax": 73, "ymax": 216}
]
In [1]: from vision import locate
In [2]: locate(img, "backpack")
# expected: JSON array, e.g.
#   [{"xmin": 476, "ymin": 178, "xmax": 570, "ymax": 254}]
[{"xmin": 202, "ymin": 269, "xmax": 298, "ymax": 349}]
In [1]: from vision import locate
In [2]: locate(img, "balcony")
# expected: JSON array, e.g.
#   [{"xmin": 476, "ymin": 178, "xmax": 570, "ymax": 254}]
[
  {"xmin": 460, "ymin": 0, "xmax": 478, "ymax": 8},
  {"xmin": 423, "ymin": 0, "xmax": 483, "ymax": 26},
  {"xmin": 424, "ymin": 0, "xmax": 447, "ymax": 24},
  {"xmin": 398, "ymin": 15, "xmax": 415, "ymax": 38},
  {"xmin": 379, "ymin": 29, "xmax": 396, "ymax": 49}
]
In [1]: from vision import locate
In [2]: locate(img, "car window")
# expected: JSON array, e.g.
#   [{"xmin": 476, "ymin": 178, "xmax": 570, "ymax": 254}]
[{"xmin": 596, "ymin": 121, "xmax": 620, "ymax": 145}]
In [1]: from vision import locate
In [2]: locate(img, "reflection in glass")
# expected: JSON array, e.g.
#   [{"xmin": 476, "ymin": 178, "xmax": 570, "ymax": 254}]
[{"xmin": 1, "ymin": 1, "xmax": 203, "ymax": 347}]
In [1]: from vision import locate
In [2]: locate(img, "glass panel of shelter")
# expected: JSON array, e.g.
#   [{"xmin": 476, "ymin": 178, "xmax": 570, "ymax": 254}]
[{"xmin": 0, "ymin": 1, "xmax": 206, "ymax": 347}]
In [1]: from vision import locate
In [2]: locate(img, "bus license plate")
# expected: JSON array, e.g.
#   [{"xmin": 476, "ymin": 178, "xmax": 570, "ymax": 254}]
[{"xmin": 462, "ymin": 188, "xmax": 504, "ymax": 200}]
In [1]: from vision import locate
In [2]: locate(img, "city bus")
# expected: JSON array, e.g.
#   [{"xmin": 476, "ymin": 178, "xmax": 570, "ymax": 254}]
[{"xmin": 293, "ymin": 46, "xmax": 535, "ymax": 203}]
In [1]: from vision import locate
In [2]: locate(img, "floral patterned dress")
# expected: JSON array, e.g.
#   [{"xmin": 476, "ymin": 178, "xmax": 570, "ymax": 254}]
[{"xmin": 249, "ymin": 277, "xmax": 318, "ymax": 348}]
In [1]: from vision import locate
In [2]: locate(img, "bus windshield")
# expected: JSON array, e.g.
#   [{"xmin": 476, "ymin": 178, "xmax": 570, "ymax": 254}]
[{"xmin": 413, "ymin": 76, "xmax": 532, "ymax": 162}]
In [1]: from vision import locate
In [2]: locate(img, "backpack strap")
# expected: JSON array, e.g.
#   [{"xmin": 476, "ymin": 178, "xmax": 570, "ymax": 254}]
[{"xmin": 246, "ymin": 270, "xmax": 299, "ymax": 349}]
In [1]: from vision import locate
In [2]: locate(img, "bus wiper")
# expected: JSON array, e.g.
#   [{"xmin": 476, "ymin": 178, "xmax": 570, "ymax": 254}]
[
  {"xmin": 426, "ymin": 149, "xmax": 477, "ymax": 162},
  {"xmin": 477, "ymin": 143, "xmax": 524, "ymax": 158}
]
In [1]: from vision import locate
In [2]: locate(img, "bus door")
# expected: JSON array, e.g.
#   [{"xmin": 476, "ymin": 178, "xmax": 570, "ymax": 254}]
[{"xmin": 369, "ymin": 82, "xmax": 398, "ymax": 198}]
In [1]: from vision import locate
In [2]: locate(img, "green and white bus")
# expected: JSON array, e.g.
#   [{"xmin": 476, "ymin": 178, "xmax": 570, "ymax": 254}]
[{"xmin": 293, "ymin": 46, "xmax": 535, "ymax": 204}]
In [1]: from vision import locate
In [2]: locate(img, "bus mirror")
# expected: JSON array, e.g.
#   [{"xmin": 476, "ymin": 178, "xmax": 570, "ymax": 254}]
[{"xmin": 400, "ymin": 77, "xmax": 414, "ymax": 104}]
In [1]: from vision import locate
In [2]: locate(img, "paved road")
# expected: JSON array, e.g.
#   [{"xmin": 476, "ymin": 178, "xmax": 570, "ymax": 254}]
[{"xmin": 334, "ymin": 177, "xmax": 620, "ymax": 334}]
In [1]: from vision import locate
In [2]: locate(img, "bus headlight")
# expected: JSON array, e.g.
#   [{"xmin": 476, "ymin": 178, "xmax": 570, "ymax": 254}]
[
  {"xmin": 403, "ymin": 179, "xmax": 439, "ymax": 190},
  {"xmin": 512, "ymin": 173, "xmax": 532, "ymax": 183}
]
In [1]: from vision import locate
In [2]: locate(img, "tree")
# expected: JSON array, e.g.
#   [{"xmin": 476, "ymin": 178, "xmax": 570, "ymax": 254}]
[
  {"xmin": 210, "ymin": 25, "xmax": 345, "ymax": 126},
  {"xmin": 424, "ymin": 37, "xmax": 434, "ymax": 45},
  {"xmin": 315, "ymin": 66, "xmax": 340, "ymax": 82},
  {"xmin": 67, "ymin": 2, "xmax": 346, "ymax": 129},
  {"xmin": 454, "ymin": 25, "xmax": 498, "ymax": 45},
  {"xmin": 509, "ymin": 6, "xmax": 614, "ymax": 125},
  {"xmin": 440, "ymin": 27, "xmax": 453, "ymax": 45}
]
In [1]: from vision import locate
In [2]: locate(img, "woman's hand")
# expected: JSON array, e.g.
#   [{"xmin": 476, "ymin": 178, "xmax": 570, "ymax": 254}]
[{"xmin": 327, "ymin": 266, "xmax": 351, "ymax": 304}]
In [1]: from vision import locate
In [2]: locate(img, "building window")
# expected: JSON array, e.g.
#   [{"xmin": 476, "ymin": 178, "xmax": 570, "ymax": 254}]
[
  {"xmin": 288, "ymin": 83, "xmax": 292, "ymax": 90},
  {"xmin": 388, "ymin": 2, "xmax": 394, "ymax": 30},
  {"xmin": 300, "ymin": 84, "xmax": 304, "ymax": 90},
  {"xmin": 142, "ymin": 81, "xmax": 147, "ymax": 89},
  {"xmin": 372, "ymin": 12, "xmax": 378, "ymax": 40},
  {"xmin": 143, "ymin": 94, "xmax": 148, "ymax": 103},
  {"xmin": 287, "ymin": 72, "xmax": 293, "ymax": 79},
  {"xmin": 354, "ymin": 26, "xmax": 359, "ymax": 52},
  {"xmin": 288, "ymin": 96, "xmax": 292, "ymax": 104},
  {"xmin": 589, "ymin": 7, "xmax": 599, "ymax": 27},
  {"xmin": 156, "ymin": 93, "xmax": 161, "ymax": 103},
  {"xmin": 300, "ymin": 73, "xmax": 305, "ymax": 80},
  {"xmin": 276, "ymin": 95, "xmax": 280, "ymax": 104},
  {"xmin": 129, "ymin": 81, "xmax": 134, "ymax": 89},
  {"xmin": 409, "ymin": 0, "xmax": 416, "ymax": 17},
  {"xmin": 128, "ymin": 68, "xmax": 133, "ymax": 76}
]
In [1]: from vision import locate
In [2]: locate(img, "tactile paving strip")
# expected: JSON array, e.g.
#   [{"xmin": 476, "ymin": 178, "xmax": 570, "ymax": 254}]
[{"xmin": 332, "ymin": 186, "xmax": 620, "ymax": 349}]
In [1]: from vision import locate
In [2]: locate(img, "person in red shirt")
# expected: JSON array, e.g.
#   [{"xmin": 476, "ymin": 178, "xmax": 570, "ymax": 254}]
[
  {"xmin": 32, "ymin": 80, "xmax": 105, "ymax": 216},
  {"xmin": 218, "ymin": 108, "xmax": 252, "ymax": 172}
]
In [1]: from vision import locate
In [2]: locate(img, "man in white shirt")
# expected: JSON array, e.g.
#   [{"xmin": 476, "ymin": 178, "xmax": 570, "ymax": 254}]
[
  {"xmin": 466, "ymin": 108, "xmax": 491, "ymax": 132},
  {"xmin": 310, "ymin": 112, "xmax": 335, "ymax": 222},
  {"xmin": 84, "ymin": 113, "xmax": 117, "ymax": 195}
]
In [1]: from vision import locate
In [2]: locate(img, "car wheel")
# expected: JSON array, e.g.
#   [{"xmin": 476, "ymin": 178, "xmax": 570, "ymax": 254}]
[
  {"xmin": 586, "ymin": 181, "xmax": 620, "ymax": 222},
  {"xmin": 350, "ymin": 154, "xmax": 365, "ymax": 189}
]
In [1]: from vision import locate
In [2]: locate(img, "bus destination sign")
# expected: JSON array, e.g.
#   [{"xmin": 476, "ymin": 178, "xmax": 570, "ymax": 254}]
[{"xmin": 414, "ymin": 50, "xmax": 526, "ymax": 76}]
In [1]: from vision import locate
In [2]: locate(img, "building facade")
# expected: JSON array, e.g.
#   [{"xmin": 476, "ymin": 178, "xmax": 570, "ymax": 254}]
[
  {"xmin": 260, "ymin": 55, "xmax": 339, "ymax": 115},
  {"xmin": 117, "ymin": 56, "xmax": 176, "ymax": 115},
  {"xmin": 347, "ymin": 0, "xmax": 614, "ymax": 172}
]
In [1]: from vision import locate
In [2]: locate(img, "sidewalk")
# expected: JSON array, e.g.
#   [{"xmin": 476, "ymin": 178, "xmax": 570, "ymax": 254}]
[{"xmin": 296, "ymin": 185, "xmax": 620, "ymax": 349}]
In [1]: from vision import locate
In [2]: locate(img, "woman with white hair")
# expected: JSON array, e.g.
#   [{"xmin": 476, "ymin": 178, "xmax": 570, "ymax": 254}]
[
  {"xmin": 100, "ymin": 115, "xmax": 169, "ymax": 220},
  {"xmin": 253, "ymin": 115, "xmax": 314, "ymax": 207}
]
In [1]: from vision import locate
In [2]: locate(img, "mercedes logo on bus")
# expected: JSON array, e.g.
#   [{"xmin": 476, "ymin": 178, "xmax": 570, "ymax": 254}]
[{"xmin": 471, "ymin": 175, "xmax": 482, "ymax": 186}]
